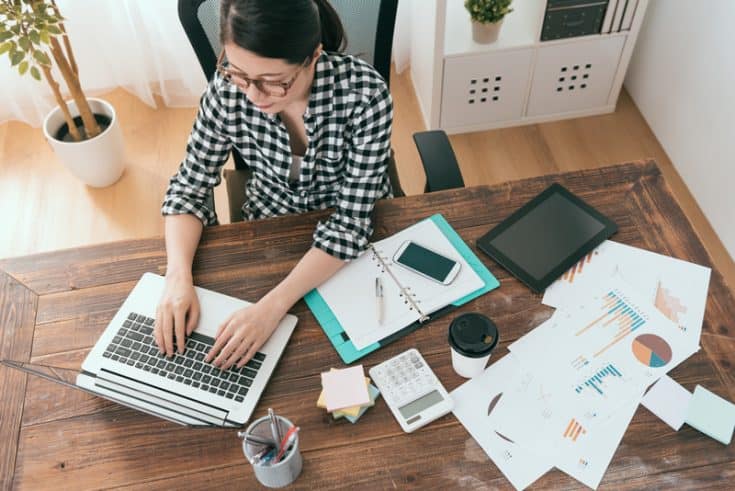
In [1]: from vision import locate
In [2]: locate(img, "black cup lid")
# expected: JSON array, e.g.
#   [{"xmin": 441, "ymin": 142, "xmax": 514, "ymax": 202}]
[{"xmin": 448, "ymin": 313, "xmax": 499, "ymax": 358}]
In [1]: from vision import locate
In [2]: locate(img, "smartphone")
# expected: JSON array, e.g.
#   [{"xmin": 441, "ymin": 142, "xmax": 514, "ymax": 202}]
[{"xmin": 392, "ymin": 241, "xmax": 461, "ymax": 285}]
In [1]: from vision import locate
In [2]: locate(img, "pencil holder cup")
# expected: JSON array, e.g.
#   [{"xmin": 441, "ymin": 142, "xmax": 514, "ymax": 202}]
[{"xmin": 242, "ymin": 415, "xmax": 302, "ymax": 488}]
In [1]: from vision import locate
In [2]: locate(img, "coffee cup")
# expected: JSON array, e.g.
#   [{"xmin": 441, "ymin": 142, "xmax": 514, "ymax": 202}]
[{"xmin": 448, "ymin": 312, "xmax": 499, "ymax": 378}]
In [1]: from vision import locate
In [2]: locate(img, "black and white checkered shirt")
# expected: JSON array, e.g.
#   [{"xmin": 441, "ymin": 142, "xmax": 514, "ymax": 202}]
[{"xmin": 162, "ymin": 51, "xmax": 393, "ymax": 260}]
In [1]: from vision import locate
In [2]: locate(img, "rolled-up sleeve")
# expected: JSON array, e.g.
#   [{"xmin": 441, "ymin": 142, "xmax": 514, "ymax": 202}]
[
  {"xmin": 161, "ymin": 76, "xmax": 232, "ymax": 226},
  {"xmin": 313, "ymin": 84, "xmax": 393, "ymax": 260}
]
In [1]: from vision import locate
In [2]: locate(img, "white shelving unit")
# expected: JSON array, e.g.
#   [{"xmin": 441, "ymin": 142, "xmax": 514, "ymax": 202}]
[{"xmin": 409, "ymin": 0, "xmax": 649, "ymax": 134}]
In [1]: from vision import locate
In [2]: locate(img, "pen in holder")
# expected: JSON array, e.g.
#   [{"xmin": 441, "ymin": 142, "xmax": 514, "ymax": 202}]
[{"xmin": 240, "ymin": 410, "xmax": 302, "ymax": 488}]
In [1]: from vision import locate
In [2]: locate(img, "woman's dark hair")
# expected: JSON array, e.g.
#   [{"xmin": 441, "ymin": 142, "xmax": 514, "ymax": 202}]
[{"xmin": 220, "ymin": 0, "xmax": 347, "ymax": 65}]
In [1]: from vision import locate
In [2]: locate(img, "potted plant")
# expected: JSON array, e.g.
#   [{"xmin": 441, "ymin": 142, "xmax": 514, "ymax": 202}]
[
  {"xmin": 465, "ymin": 0, "xmax": 513, "ymax": 44},
  {"xmin": 0, "ymin": 0, "xmax": 125, "ymax": 187}
]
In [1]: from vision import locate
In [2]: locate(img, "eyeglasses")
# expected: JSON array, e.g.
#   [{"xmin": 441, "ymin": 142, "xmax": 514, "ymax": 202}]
[{"xmin": 216, "ymin": 50, "xmax": 306, "ymax": 97}]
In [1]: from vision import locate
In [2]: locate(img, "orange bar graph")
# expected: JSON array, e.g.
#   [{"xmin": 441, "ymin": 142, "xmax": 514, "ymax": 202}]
[{"xmin": 563, "ymin": 418, "xmax": 587, "ymax": 442}]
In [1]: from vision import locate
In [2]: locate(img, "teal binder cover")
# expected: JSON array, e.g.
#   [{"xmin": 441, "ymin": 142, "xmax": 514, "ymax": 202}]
[{"xmin": 304, "ymin": 214, "xmax": 499, "ymax": 364}]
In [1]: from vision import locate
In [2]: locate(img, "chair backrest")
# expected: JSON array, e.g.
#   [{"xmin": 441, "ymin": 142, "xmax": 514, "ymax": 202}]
[{"xmin": 178, "ymin": 0, "xmax": 397, "ymax": 85}]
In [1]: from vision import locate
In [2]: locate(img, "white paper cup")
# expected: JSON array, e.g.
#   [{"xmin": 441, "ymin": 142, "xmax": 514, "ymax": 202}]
[
  {"xmin": 448, "ymin": 313, "xmax": 499, "ymax": 378},
  {"xmin": 242, "ymin": 415, "xmax": 302, "ymax": 488},
  {"xmin": 450, "ymin": 346, "xmax": 493, "ymax": 378}
]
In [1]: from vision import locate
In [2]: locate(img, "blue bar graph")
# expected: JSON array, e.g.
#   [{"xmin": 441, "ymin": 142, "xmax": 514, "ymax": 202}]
[{"xmin": 575, "ymin": 363, "xmax": 623, "ymax": 396}]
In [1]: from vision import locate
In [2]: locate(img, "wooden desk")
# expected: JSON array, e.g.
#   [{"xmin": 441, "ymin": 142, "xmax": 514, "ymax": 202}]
[{"xmin": 2, "ymin": 161, "xmax": 734, "ymax": 490}]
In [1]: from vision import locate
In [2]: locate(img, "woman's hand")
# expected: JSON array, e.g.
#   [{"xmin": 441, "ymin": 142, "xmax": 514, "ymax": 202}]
[
  {"xmin": 154, "ymin": 271, "xmax": 200, "ymax": 357},
  {"xmin": 205, "ymin": 298, "xmax": 287, "ymax": 370}
]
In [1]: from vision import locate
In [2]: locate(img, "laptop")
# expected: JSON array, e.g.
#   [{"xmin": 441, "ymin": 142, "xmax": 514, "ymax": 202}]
[{"xmin": 2, "ymin": 272, "xmax": 298, "ymax": 427}]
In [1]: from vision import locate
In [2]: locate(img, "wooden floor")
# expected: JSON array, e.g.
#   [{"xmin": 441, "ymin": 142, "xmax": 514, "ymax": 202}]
[{"xmin": 1, "ymin": 65, "xmax": 733, "ymax": 292}]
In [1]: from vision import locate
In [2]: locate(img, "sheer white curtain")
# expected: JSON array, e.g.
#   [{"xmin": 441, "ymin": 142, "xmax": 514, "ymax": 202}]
[{"xmin": 0, "ymin": 0, "xmax": 207, "ymax": 126}]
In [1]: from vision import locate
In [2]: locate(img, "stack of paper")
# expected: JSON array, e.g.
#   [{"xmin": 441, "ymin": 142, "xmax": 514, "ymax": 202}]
[
  {"xmin": 317, "ymin": 365, "xmax": 380, "ymax": 424},
  {"xmin": 451, "ymin": 240, "xmax": 713, "ymax": 490}
]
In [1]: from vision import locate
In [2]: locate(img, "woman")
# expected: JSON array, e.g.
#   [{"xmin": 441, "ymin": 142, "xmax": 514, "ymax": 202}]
[{"xmin": 155, "ymin": 0, "xmax": 393, "ymax": 370}]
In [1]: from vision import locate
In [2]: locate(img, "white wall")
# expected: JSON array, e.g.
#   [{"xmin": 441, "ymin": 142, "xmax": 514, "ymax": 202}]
[{"xmin": 625, "ymin": 0, "xmax": 735, "ymax": 259}]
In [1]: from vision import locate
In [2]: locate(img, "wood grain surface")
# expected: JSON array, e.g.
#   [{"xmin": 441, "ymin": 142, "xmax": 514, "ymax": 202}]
[{"xmin": 1, "ymin": 161, "xmax": 733, "ymax": 490}]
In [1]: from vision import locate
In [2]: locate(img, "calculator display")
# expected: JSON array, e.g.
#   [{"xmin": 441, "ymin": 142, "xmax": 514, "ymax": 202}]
[{"xmin": 398, "ymin": 390, "xmax": 443, "ymax": 419}]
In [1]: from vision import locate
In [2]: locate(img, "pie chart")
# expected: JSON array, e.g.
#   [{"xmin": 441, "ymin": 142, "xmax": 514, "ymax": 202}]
[{"xmin": 632, "ymin": 334, "xmax": 672, "ymax": 368}]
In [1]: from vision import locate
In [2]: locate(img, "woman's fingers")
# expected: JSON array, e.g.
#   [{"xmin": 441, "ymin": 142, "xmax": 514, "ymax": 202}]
[
  {"xmin": 174, "ymin": 303, "xmax": 187, "ymax": 354},
  {"xmin": 213, "ymin": 328, "xmax": 246, "ymax": 368},
  {"xmin": 162, "ymin": 306, "xmax": 174, "ymax": 357},
  {"xmin": 206, "ymin": 316, "xmax": 235, "ymax": 363},
  {"xmin": 222, "ymin": 337, "xmax": 255, "ymax": 370},
  {"xmin": 235, "ymin": 342, "xmax": 261, "ymax": 369},
  {"xmin": 186, "ymin": 299, "xmax": 200, "ymax": 336},
  {"xmin": 154, "ymin": 307, "xmax": 165, "ymax": 353}
]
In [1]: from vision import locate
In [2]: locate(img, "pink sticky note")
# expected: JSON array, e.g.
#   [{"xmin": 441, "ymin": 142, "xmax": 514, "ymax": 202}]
[{"xmin": 321, "ymin": 365, "xmax": 371, "ymax": 412}]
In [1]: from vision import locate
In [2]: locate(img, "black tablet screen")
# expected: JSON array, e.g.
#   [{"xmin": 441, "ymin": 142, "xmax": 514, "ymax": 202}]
[{"xmin": 487, "ymin": 192, "xmax": 606, "ymax": 280}]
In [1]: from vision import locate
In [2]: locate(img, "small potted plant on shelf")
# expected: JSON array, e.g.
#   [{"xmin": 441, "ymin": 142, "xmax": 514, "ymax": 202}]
[
  {"xmin": 0, "ymin": 0, "xmax": 125, "ymax": 187},
  {"xmin": 465, "ymin": 0, "xmax": 513, "ymax": 44}
]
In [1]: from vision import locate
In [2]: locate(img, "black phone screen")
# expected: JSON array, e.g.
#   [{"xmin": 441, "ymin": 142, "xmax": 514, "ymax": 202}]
[{"xmin": 396, "ymin": 242, "xmax": 457, "ymax": 282}]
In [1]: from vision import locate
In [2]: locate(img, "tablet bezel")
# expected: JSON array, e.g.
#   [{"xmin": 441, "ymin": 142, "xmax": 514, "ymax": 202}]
[{"xmin": 476, "ymin": 183, "xmax": 617, "ymax": 293}]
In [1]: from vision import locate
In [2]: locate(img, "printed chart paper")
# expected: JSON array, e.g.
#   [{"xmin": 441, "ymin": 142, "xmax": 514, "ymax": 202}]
[
  {"xmin": 543, "ymin": 240, "xmax": 710, "ymax": 351},
  {"xmin": 452, "ymin": 354, "xmax": 553, "ymax": 490}
]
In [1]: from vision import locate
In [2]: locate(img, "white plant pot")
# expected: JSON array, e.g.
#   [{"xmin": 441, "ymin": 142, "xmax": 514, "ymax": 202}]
[
  {"xmin": 42, "ymin": 97, "xmax": 125, "ymax": 188},
  {"xmin": 472, "ymin": 18, "xmax": 504, "ymax": 44}
]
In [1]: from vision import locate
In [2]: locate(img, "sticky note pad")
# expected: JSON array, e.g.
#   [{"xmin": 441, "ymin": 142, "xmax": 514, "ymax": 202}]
[
  {"xmin": 317, "ymin": 368, "xmax": 369, "ymax": 410},
  {"xmin": 334, "ymin": 384, "xmax": 381, "ymax": 423},
  {"xmin": 321, "ymin": 365, "xmax": 371, "ymax": 412},
  {"xmin": 334, "ymin": 379, "xmax": 375, "ymax": 418},
  {"xmin": 685, "ymin": 385, "xmax": 735, "ymax": 445},
  {"xmin": 641, "ymin": 375, "xmax": 692, "ymax": 431}
]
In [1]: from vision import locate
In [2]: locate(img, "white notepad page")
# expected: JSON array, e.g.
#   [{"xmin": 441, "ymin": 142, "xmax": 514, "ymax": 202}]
[{"xmin": 317, "ymin": 219, "xmax": 484, "ymax": 350}]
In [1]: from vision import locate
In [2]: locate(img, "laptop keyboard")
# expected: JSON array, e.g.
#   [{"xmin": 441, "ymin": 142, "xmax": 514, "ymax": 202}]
[{"xmin": 102, "ymin": 312, "xmax": 267, "ymax": 403}]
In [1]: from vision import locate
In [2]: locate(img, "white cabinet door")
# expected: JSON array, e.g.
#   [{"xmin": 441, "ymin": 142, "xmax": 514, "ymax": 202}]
[
  {"xmin": 440, "ymin": 49, "xmax": 533, "ymax": 128},
  {"xmin": 527, "ymin": 36, "xmax": 626, "ymax": 117}
]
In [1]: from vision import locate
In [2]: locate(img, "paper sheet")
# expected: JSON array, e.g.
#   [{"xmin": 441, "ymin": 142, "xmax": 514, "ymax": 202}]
[
  {"xmin": 511, "ymin": 277, "xmax": 696, "ymax": 427},
  {"xmin": 451, "ymin": 354, "xmax": 553, "ymax": 490},
  {"xmin": 555, "ymin": 394, "xmax": 640, "ymax": 489},
  {"xmin": 542, "ymin": 240, "xmax": 710, "ymax": 351},
  {"xmin": 641, "ymin": 375, "xmax": 692, "ymax": 431}
]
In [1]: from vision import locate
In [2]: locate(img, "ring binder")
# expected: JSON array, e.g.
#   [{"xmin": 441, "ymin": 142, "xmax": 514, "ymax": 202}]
[{"xmin": 305, "ymin": 214, "xmax": 500, "ymax": 363}]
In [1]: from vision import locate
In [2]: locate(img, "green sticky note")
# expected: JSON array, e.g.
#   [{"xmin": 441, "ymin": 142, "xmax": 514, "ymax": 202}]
[{"xmin": 685, "ymin": 385, "xmax": 735, "ymax": 445}]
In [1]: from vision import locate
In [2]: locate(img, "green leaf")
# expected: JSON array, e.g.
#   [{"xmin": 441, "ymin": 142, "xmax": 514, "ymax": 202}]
[
  {"xmin": 30, "ymin": 65, "xmax": 41, "ymax": 80},
  {"xmin": 33, "ymin": 49, "xmax": 50, "ymax": 65},
  {"xmin": 18, "ymin": 59, "xmax": 28, "ymax": 74},
  {"xmin": 47, "ymin": 25, "xmax": 61, "ymax": 35},
  {"xmin": 11, "ymin": 50, "xmax": 23, "ymax": 66},
  {"xmin": 0, "ymin": 41, "xmax": 11, "ymax": 55},
  {"xmin": 29, "ymin": 29, "xmax": 40, "ymax": 44},
  {"xmin": 39, "ymin": 29, "xmax": 49, "ymax": 44},
  {"xmin": 18, "ymin": 36, "xmax": 29, "ymax": 51},
  {"xmin": 0, "ymin": 30, "xmax": 13, "ymax": 42},
  {"xmin": 10, "ymin": 24, "xmax": 20, "ymax": 35}
]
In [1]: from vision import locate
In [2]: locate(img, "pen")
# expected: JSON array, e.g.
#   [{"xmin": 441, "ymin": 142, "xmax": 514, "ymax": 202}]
[
  {"xmin": 375, "ymin": 276, "xmax": 384, "ymax": 324},
  {"xmin": 237, "ymin": 431, "xmax": 276, "ymax": 447},
  {"xmin": 274, "ymin": 426, "xmax": 300, "ymax": 463},
  {"xmin": 268, "ymin": 408, "xmax": 282, "ymax": 449}
]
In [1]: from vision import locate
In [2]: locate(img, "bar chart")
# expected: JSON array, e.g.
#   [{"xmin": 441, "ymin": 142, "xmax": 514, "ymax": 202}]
[
  {"xmin": 575, "ymin": 363, "xmax": 623, "ymax": 396},
  {"xmin": 575, "ymin": 290, "xmax": 649, "ymax": 358}
]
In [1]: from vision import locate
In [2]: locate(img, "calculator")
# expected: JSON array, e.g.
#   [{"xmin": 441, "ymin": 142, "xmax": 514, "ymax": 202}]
[{"xmin": 369, "ymin": 348, "xmax": 453, "ymax": 433}]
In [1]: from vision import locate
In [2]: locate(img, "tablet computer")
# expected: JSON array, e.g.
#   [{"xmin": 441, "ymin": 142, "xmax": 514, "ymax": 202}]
[{"xmin": 476, "ymin": 183, "xmax": 617, "ymax": 293}]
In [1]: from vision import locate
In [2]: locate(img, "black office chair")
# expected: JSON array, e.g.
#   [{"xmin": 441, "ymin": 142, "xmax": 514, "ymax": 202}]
[{"xmin": 178, "ymin": 0, "xmax": 464, "ymax": 223}]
